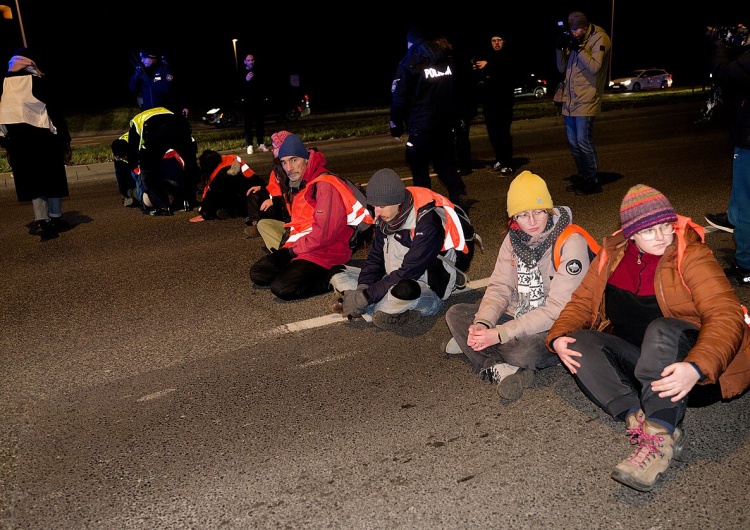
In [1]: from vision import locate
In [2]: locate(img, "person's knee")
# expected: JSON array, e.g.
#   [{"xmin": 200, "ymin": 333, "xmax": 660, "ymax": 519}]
[{"xmin": 391, "ymin": 279, "xmax": 420, "ymax": 301}]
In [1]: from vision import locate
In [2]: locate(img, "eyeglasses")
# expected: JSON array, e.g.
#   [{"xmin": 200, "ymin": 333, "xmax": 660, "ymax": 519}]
[
  {"xmin": 635, "ymin": 222, "xmax": 675, "ymax": 241},
  {"xmin": 514, "ymin": 209, "xmax": 548, "ymax": 223}
]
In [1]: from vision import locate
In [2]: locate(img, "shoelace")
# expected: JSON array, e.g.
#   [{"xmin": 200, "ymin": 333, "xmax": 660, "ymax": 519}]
[{"xmin": 626, "ymin": 431, "xmax": 666, "ymax": 468}]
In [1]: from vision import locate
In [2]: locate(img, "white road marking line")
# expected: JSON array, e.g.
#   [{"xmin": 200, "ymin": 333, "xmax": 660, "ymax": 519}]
[{"xmin": 268, "ymin": 276, "xmax": 490, "ymax": 336}]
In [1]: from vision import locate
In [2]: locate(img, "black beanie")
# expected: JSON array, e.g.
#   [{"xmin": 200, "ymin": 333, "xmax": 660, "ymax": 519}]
[{"xmin": 366, "ymin": 169, "xmax": 407, "ymax": 206}]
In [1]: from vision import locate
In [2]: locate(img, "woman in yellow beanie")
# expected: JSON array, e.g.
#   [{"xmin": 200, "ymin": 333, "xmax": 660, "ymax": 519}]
[
  {"xmin": 547, "ymin": 184, "xmax": 750, "ymax": 493},
  {"xmin": 443, "ymin": 170, "xmax": 596, "ymax": 400}
]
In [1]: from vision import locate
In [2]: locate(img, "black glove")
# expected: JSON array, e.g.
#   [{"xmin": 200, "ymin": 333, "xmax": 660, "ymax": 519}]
[
  {"xmin": 569, "ymin": 38, "xmax": 581, "ymax": 52},
  {"xmin": 342, "ymin": 285, "xmax": 369, "ymax": 319}
]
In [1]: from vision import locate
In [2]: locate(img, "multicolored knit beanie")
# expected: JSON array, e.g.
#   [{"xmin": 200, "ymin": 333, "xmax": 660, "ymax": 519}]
[{"xmin": 620, "ymin": 184, "xmax": 677, "ymax": 238}]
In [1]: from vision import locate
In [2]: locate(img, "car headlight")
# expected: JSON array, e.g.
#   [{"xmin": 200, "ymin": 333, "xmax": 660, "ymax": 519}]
[{"xmin": 622, "ymin": 80, "xmax": 631, "ymax": 86}]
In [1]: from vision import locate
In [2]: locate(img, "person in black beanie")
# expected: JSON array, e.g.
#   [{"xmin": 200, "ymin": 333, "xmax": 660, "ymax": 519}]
[{"xmin": 330, "ymin": 168, "xmax": 471, "ymax": 331}]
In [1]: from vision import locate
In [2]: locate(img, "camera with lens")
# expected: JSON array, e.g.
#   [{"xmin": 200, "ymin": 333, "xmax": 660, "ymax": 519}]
[
  {"xmin": 706, "ymin": 24, "xmax": 750, "ymax": 48},
  {"xmin": 556, "ymin": 21, "xmax": 579, "ymax": 50}
]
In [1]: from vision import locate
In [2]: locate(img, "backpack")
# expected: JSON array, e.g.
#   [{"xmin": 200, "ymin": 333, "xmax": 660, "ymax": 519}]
[
  {"xmin": 423, "ymin": 202, "xmax": 482, "ymax": 289},
  {"xmin": 310, "ymin": 173, "xmax": 374, "ymax": 251},
  {"xmin": 452, "ymin": 204, "xmax": 479, "ymax": 273},
  {"xmin": 552, "ymin": 224, "xmax": 600, "ymax": 270}
]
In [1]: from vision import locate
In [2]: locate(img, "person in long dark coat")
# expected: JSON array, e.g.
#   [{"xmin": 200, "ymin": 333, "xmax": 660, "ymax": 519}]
[{"xmin": 0, "ymin": 47, "xmax": 72, "ymax": 240}]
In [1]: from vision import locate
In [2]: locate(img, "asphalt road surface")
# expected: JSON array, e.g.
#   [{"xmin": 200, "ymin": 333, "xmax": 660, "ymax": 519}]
[{"xmin": 2, "ymin": 101, "xmax": 749, "ymax": 529}]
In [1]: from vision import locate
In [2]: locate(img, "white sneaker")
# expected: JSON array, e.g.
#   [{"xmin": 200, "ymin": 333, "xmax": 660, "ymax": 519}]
[
  {"xmin": 257, "ymin": 144, "xmax": 269, "ymax": 153},
  {"xmin": 246, "ymin": 145, "xmax": 253, "ymax": 155},
  {"xmin": 441, "ymin": 337, "xmax": 462, "ymax": 355},
  {"xmin": 491, "ymin": 162, "xmax": 502, "ymax": 171}
]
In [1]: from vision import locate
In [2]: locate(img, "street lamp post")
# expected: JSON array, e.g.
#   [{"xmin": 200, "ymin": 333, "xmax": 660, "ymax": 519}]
[
  {"xmin": 609, "ymin": 0, "xmax": 615, "ymax": 83},
  {"xmin": 232, "ymin": 39, "xmax": 238, "ymax": 73}
]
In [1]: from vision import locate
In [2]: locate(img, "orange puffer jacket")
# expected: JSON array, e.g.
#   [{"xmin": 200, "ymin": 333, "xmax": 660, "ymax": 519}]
[{"xmin": 547, "ymin": 216, "xmax": 750, "ymax": 399}]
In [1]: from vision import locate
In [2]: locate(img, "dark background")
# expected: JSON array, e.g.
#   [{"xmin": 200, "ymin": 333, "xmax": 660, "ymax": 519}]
[{"xmin": 0, "ymin": 3, "xmax": 746, "ymax": 113}]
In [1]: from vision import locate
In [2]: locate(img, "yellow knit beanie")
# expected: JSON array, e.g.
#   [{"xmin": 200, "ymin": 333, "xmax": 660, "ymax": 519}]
[{"xmin": 506, "ymin": 171, "xmax": 553, "ymax": 217}]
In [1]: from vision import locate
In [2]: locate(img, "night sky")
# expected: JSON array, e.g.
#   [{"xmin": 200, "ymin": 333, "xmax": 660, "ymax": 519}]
[{"xmin": 0, "ymin": 3, "xmax": 746, "ymax": 113}]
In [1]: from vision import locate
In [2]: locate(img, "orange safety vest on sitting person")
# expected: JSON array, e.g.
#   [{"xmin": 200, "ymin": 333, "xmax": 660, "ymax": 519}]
[
  {"xmin": 285, "ymin": 174, "xmax": 373, "ymax": 245},
  {"xmin": 265, "ymin": 169, "xmax": 292, "ymax": 216},
  {"xmin": 407, "ymin": 186, "xmax": 470, "ymax": 255},
  {"xmin": 201, "ymin": 154, "xmax": 256, "ymax": 199}
]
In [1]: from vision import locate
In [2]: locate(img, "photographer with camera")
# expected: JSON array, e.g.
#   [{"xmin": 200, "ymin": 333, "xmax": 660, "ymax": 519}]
[
  {"xmin": 704, "ymin": 24, "xmax": 750, "ymax": 286},
  {"xmin": 555, "ymin": 11, "xmax": 611, "ymax": 196}
]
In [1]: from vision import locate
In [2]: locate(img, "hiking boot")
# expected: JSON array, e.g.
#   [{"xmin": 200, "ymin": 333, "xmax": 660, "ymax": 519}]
[
  {"xmin": 625, "ymin": 409, "xmax": 646, "ymax": 442},
  {"xmin": 372, "ymin": 310, "xmax": 420, "ymax": 330},
  {"xmin": 724, "ymin": 263, "xmax": 750, "ymax": 287},
  {"xmin": 610, "ymin": 420, "xmax": 685, "ymax": 492},
  {"xmin": 482, "ymin": 363, "xmax": 534, "ymax": 400},
  {"xmin": 244, "ymin": 224, "xmax": 260, "ymax": 238},
  {"xmin": 705, "ymin": 212, "xmax": 734, "ymax": 233}
]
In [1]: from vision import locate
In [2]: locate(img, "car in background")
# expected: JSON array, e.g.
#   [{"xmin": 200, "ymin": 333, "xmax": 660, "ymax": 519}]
[
  {"xmin": 514, "ymin": 73, "xmax": 548, "ymax": 99},
  {"xmin": 202, "ymin": 76, "xmax": 311, "ymax": 128},
  {"xmin": 608, "ymin": 68, "xmax": 673, "ymax": 92}
]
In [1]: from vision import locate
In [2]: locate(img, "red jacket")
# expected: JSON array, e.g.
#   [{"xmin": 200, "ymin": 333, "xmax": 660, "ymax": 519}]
[{"xmin": 282, "ymin": 150, "xmax": 369, "ymax": 269}]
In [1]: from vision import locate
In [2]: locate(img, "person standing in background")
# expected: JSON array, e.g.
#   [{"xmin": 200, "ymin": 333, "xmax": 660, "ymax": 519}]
[
  {"xmin": 703, "ymin": 28, "xmax": 750, "ymax": 285},
  {"xmin": 240, "ymin": 54, "xmax": 269, "ymax": 155},
  {"xmin": 390, "ymin": 24, "xmax": 470, "ymax": 209},
  {"xmin": 0, "ymin": 47, "xmax": 72, "ymax": 240},
  {"xmin": 474, "ymin": 33, "xmax": 516, "ymax": 176},
  {"xmin": 556, "ymin": 11, "xmax": 610, "ymax": 196},
  {"xmin": 129, "ymin": 47, "xmax": 177, "ymax": 113},
  {"xmin": 452, "ymin": 40, "xmax": 480, "ymax": 176}
]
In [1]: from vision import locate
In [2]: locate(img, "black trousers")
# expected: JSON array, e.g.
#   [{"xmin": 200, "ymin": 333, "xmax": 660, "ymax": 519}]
[
  {"xmin": 250, "ymin": 253, "xmax": 334, "ymax": 301},
  {"xmin": 404, "ymin": 129, "xmax": 465, "ymax": 204},
  {"xmin": 567, "ymin": 317, "xmax": 720, "ymax": 429}
]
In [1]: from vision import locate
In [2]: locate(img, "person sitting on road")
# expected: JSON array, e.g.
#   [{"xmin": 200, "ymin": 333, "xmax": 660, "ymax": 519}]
[
  {"xmin": 547, "ymin": 184, "xmax": 750, "ymax": 492},
  {"xmin": 443, "ymin": 171, "xmax": 595, "ymax": 400},
  {"xmin": 330, "ymin": 168, "xmax": 470, "ymax": 330},
  {"xmin": 244, "ymin": 130, "xmax": 294, "ymax": 240},
  {"xmin": 190, "ymin": 149, "xmax": 263, "ymax": 222},
  {"xmin": 248, "ymin": 133, "xmax": 373, "ymax": 301}
]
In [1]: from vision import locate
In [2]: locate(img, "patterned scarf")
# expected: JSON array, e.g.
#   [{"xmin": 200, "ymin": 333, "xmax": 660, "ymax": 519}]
[
  {"xmin": 377, "ymin": 192, "xmax": 415, "ymax": 235},
  {"xmin": 509, "ymin": 208, "xmax": 571, "ymax": 317}
]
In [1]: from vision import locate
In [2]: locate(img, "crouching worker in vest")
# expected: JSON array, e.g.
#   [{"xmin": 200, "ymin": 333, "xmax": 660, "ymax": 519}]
[
  {"xmin": 443, "ymin": 170, "xmax": 597, "ymax": 400},
  {"xmin": 330, "ymin": 168, "xmax": 470, "ymax": 331},
  {"xmin": 249, "ymin": 133, "xmax": 373, "ymax": 301}
]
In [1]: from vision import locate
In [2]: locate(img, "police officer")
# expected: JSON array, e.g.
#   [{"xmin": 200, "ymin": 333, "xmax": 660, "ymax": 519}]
[
  {"xmin": 390, "ymin": 25, "xmax": 470, "ymax": 208},
  {"xmin": 129, "ymin": 47, "xmax": 177, "ymax": 112}
]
